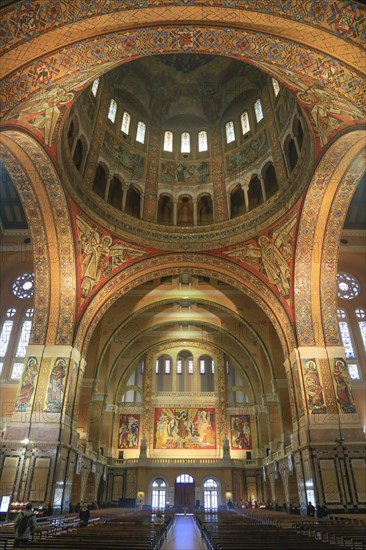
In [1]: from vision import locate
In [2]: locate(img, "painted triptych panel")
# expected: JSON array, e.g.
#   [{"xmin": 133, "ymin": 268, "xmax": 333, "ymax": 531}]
[
  {"xmin": 118, "ymin": 414, "xmax": 140, "ymax": 449},
  {"xmin": 154, "ymin": 408, "xmax": 216, "ymax": 449},
  {"xmin": 230, "ymin": 415, "xmax": 252, "ymax": 450}
]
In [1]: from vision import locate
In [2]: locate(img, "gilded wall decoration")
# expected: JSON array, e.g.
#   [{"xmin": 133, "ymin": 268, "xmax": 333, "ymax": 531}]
[
  {"xmin": 44, "ymin": 357, "xmax": 67, "ymax": 413},
  {"xmin": 332, "ymin": 358, "xmax": 356, "ymax": 414},
  {"xmin": 2, "ymin": 23, "xmax": 364, "ymax": 121},
  {"xmin": 14, "ymin": 356, "xmax": 39, "ymax": 412},
  {"xmin": 224, "ymin": 209, "xmax": 297, "ymax": 299},
  {"xmin": 230, "ymin": 415, "xmax": 252, "ymax": 450},
  {"xmin": 75, "ymin": 213, "xmax": 146, "ymax": 300},
  {"xmin": 153, "ymin": 407, "xmax": 216, "ymax": 449},
  {"xmin": 118, "ymin": 414, "xmax": 140, "ymax": 450},
  {"xmin": 292, "ymin": 360, "xmax": 305, "ymax": 418},
  {"xmin": 301, "ymin": 359, "xmax": 327, "ymax": 414}
]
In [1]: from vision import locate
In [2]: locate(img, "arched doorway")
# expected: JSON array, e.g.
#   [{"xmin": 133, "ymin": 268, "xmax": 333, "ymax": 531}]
[
  {"xmin": 203, "ymin": 478, "xmax": 218, "ymax": 510},
  {"xmin": 175, "ymin": 474, "xmax": 195, "ymax": 512}
]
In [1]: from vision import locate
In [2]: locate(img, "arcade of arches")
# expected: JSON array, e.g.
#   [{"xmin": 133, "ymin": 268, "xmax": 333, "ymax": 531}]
[{"xmin": 0, "ymin": 1, "xmax": 365, "ymax": 516}]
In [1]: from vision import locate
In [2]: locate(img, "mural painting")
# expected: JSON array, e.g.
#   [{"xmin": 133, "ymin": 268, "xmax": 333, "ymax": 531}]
[
  {"xmin": 230, "ymin": 415, "xmax": 252, "ymax": 450},
  {"xmin": 160, "ymin": 161, "xmax": 210, "ymax": 184},
  {"xmin": 226, "ymin": 130, "xmax": 268, "ymax": 175},
  {"xmin": 154, "ymin": 408, "xmax": 216, "ymax": 449},
  {"xmin": 301, "ymin": 359, "xmax": 327, "ymax": 414},
  {"xmin": 44, "ymin": 357, "xmax": 67, "ymax": 413},
  {"xmin": 103, "ymin": 132, "xmax": 145, "ymax": 178},
  {"xmin": 14, "ymin": 356, "xmax": 39, "ymax": 412},
  {"xmin": 118, "ymin": 414, "xmax": 140, "ymax": 449},
  {"xmin": 332, "ymin": 358, "xmax": 356, "ymax": 414}
]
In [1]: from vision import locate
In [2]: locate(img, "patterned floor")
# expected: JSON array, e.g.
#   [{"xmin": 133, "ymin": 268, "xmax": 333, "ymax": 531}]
[{"xmin": 161, "ymin": 514, "xmax": 206, "ymax": 550}]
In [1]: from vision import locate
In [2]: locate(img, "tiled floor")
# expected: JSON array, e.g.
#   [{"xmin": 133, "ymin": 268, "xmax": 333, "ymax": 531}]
[{"xmin": 161, "ymin": 514, "xmax": 206, "ymax": 550}]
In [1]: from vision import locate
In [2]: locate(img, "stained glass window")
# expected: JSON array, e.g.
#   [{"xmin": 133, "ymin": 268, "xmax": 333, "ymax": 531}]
[
  {"xmin": 164, "ymin": 131, "xmax": 173, "ymax": 152},
  {"xmin": 181, "ymin": 132, "xmax": 190, "ymax": 153},
  {"xmin": 165, "ymin": 359, "xmax": 171, "ymax": 374},
  {"xmin": 188, "ymin": 359, "xmax": 194, "ymax": 374},
  {"xmin": 225, "ymin": 121, "xmax": 235, "ymax": 144},
  {"xmin": 240, "ymin": 112, "xmax": 250, "ymax": 135},
  {"xmin": 91, "ymin": 78, "xmax": 99, "ymax": 97},
  {"xmin": 338, "ymin": 321, "xmax": 356, "ymax": 359},
  {"xmin": 254, "ymin": 99, "xmax": 264, "ymax": 122},
  {"xmin": 15, "ymin": 320, "xmax": 32, "ymax": 358},
  {"xmin": 107, "ymin": 99, "xmax": 117, "ymax": 123},
  {"xmin": 12, "ymin": 273, "xmax": 34, "ymax": 299},
  {"xmin": 155, "ymin": 360, "xmax": 159, "ymax": 374},
  {"xmin": 198, "ymin": 131, "xmax": 208, "ymax": 152},
  {"xmin": 177, "ymin": 359, "xmax": 182, "ymax": 374},
  {"xmin": 200, "ymin": 359, "xmax": 205, "ymax": 374},
  {"xmin": 11, "ymin": 362, "xmax": 23, "ymax": 380},
  {"xmin": 272, "ymin": 78, "xmax": 280, "ymax": 97},
  {"xmin": 348, "ymin": 364, "xmax": 361, "ymax": 381},
  {"xmin": 136, "ymin": 121, "xmax": 146, "ymax": 143},
  {"xmin": 211, "ymin": 360, "xmax": 215, "ymax": 374},
  {"xmin": 337, "ymin": 273, "xmax": 360, "ymax": 299},
  {"xmin": 0, "ymin": 320, "xmax": 13, "ymax": 357},
  {"xmin": 121, "ymin": 111, "xmax": 131, "ymax": 134}
]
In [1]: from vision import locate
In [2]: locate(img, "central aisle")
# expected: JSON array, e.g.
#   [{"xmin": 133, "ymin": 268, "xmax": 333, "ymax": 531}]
[{"xmin": 161, "ymin": 514, "xmax": 206, "ymax": 550}]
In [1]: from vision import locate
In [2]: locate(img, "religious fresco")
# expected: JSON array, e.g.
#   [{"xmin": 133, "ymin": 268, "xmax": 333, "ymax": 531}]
[
  {"xmin": 301, "ymin": 359, "xmax": 327, "ymax": 414},
  {"xmin": 230, "ymin": 415, "xmax": 252, "ymax": 450},
  {"xmin": 102, "ymin": 132, "xmax": 145, "ymax": 178},
  {"xmin": 75, "ymin": 213, "xmax": 146, "ymax": 299},
  {"xmin": 154, "ymin": 408, "xmax": 216, "ymax": 449},
  {"xmin": 332, "ymin": 358, "xmax": 357, "ymax": 414},
  {"xmin": 14, "ymin": 356, "xmax": 39, "ymax": 412},
  {"xmin": 224, "ymin": 209, "xmax": 297, "ymax": 299},
  {"xmin": 118, "ymin": 414, "xmax": 140, "ymax": 449},
  {"xmin": 160, "ymin": 160, "xmax": 210, "ymax": 185},
  {"xmin": 226, "ymin": 130, "xmax": 268, "ymax": 176},
  {"xmin": 44, "ymin": 357, "xmax": 67, "ymax": 413}
]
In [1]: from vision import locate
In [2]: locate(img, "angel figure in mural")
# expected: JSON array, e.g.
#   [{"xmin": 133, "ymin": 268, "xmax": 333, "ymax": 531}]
[
  {"xmin": 76, "ymin": 215, "xmax": 145, "ymax": 297},
  {"xmin": 225, "ymin": 213, "xmax": 297, "ymax": 297}
]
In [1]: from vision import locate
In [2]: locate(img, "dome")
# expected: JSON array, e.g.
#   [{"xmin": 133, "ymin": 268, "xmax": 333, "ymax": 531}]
[{"xmin": 61, "ymin": 54, "xmax": 311, "ymax": 249}]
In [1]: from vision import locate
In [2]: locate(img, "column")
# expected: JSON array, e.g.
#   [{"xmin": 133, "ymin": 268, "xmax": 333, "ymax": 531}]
[
  {"xmin": 210, "ymin": 128, "xmax": 229, "ymax": 221},
  {"xmin": 243, "ymin": 186, "xmax": 249, "ymax": 212},
  {"xmin": 173, "ymin": 200, "xmax": 178, "ymax": 226},
  {"xmin": 260, "ymin": 176, "xmax": 267, "ymax": 202},
  {"xmin": 193, "ymin": 200, "xmax": 198, "ymax": 226},
  {"xmin": 261, "ymin": 84, "xmax": 288, "ymax": 184},
  {"xmin": 143, "ymin": 125, "xmax": 161, "ymax": 221},
  {"xmin": 83, "ymin": 78, "xmax": 111, "ymax": 188}
]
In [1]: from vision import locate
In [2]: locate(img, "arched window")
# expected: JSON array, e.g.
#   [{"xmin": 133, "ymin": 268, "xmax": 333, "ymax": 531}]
[
  {"xmin": 121, "ymin": 111, "xmax": 131, "ymax": 135},
  {"xmin": 152, "ymin": 478, "xmax": 166, "ymax": 510},
  {"xmin": 198, "ymin": 131, "xmax": 208, "ymax": 152},
  {"xmin": 73, "ymin": 139, "xmax": 84, "ymax": 171},
  {"xmin": 176, "ymin": 474, "xmax": 193, "ymax": 483},
  {"xmin": 197, "ymin": 194, "xmax": 213, "ymax": 225},
  {"xmin": 272, "ymin": 78, "xmax": 280, "ymax": 97},
  {"xmin": 240, "ymin": 112, "xmax": 250, "ymax": 135},
  {"xmin": 157, "ymin": 194, "xmax": 173, "ymax": 225},
  {"xmin": 0, "ymin": 308, "xmax": 16, "ymax": 375},
  {"xmin": 181, "ymin": 132, "xmax": 190, "ymax": 154},
  {"xmin": 107, "ymin": 99, "xmax": 117, "ymax": 123},
  {"xmin": 125, "ymin": 185, "xmax": 141, "ymax": 218},
  {"xmin": 163, "ymin": 131, "xmax": 173, "ymax": 152},
  {"xmin": 203, "ymin": 479, "xmax": 218, "ymax": 510},
  {"xmin": 108, "ymin": 176, "xmax": 123, "ymax": 210},
  {"xmin": 199, "ymin": 355, "xmax": 215, "ymax": 392},
  {"xmin": 355, "ymin": 308, "xmax": 366, "ymax": 352},
  {"xmin": 230, "ymin": 185, "xmax": 245, "ymax": 219},
  {"xmin": 254, "ymin": 99, "xmax": 264, "ymax": 122},
  {"xmin": 91, "ymin": 78, "xmax": 99, "ymax": 97},
  {"xmin": 248, "ymin": 176, "xmax": 262, "ymax": 210},
  {"xmin": 337, "ymin": 308, "xmax": 360, "ymax": 380},
  {"xmin": 263, "ymin": 163, "xmax": 279, "ymax": 199},
  {"xmin": 136, "ymin": 121, "xmax": 146, "ymax": 144},
  {"xmin": 177, "ymin": 351, "xmax": 194, "ymax": 391},
  {"xmin": 225, "ymin": 121, "xmax": 235, "ymax": 144}
]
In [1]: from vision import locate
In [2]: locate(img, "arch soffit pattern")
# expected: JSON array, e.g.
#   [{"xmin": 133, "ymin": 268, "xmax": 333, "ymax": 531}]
[
  {"xmin": 75, "ymin": 257, "xmax": 295, "ymax": 359},
  {"xmin": 1, "ymin": 3, "xmax": 364, "ymax": 76},
  {"xmin": 1, "ymin": 19, "xmax": 365, "ymax": 120},
  {"xmin": 0, "ymin": 132, "xmax": 76, "ymax": 345},
  {"xmin": 294, "ymin": 130, "xmax": 365, "ymax": 346},
  {"xmin": 94, "ymin": 298, "xmax": 276, "ymax": 387}
]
